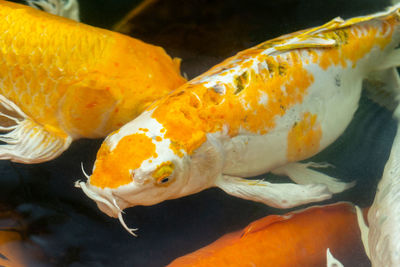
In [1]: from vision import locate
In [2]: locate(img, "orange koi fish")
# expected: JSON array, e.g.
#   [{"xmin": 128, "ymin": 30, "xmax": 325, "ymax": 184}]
[
  {"xmin": 76, "ymin": 5, "xmax": 400, "ymax": 234},
  {"xmin": 0, "ymin": 205, "xmax": 39, "ymax": 267},
  {"xmin": 0, "ymin": 230, "xmax": 26, "ymax": 267},
  {"xmin": 0, "ymin": 0, "xmax": 185, "ymax": 163},
  {"xmin": 167, "ymin": 203, "xmax": 368, "ymax": 267}
]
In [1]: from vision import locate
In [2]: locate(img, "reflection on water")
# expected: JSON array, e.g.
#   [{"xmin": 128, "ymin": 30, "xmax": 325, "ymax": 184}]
[{"xmin": 0, "ymin": 0, "xmax": 395, "ymax": 266}]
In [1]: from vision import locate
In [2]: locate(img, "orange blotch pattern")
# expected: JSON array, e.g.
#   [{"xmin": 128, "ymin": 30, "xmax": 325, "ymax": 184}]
[
  {"xmin": 317, "ymin": 18, "xmax": 396, "ymax": 70},
  {"xmin": 151, "ymin": 53, "xmax": 314, "ymax": 156},
  {"xmin": 287, "ymin": 112, "xmax": 322, "ymax": 162},
  {"xmin": 90, "ymin": 133, "xmax": 156, "ymax": 188},
  {"xmin": 150, "ymin": 13, "xmax": 399, "ymax": 159}
]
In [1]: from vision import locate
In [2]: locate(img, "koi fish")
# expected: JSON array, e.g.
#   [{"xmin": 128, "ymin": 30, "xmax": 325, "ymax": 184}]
[
  {"xmin": 0, "ymin": 0, "xmax": 185, "ymax": 163},
  {"xmin": 359, "ymin": 107, "xmax": 400, "ymax": 266},
  {"xmin": 0, "ymin": 230, "xmax": 26, "ymax": 267},
  {"xmin": 76, "ymin": 5, "xmax": 400, "ymax": 235},
  {"xmin": 167, "ymin": 203, "xmax": 368, "ymax": 267},
  {"xmin": 0, "ymin": 206, "xmax": 32, "ymax": 267}
]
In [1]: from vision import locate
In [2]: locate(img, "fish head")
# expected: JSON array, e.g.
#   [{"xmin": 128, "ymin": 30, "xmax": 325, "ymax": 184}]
[{"xmin": 76, "ymin": 111, "xmax": 192, "ymax": 228}]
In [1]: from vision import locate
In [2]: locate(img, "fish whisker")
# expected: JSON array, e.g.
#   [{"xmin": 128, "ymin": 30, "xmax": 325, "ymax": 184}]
[
  {"xmin": 80, "ymin": 162, "xmax": 90, "ymax": 180},
  {"xmin": 75, "ymin": 181, "xmax": 115, "ymax": 213},
  {"xmin": 75, "ymin": 181, "xmax": 138, "ymax": 237},
  {"xmin": 118, "ymin": 212, "xmax": 138, "ymax": 237}
]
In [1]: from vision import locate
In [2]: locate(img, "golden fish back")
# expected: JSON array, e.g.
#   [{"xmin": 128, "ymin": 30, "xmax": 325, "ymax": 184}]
[
  {"xmin": 0, "ymin": 0, "xmax": 185, "ymax": 163},
  {"xmin": 0, "ymin": 1, "xmax": 109, "ymax": 130},
  {"xmin": 0, "ymin": 0, "xmax": 185, "ymax": 138}
]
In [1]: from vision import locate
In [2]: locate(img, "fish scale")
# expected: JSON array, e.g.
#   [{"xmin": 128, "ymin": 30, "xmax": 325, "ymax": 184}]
[{"xmin": 0, "ymin": 0, "xmax": 186, "ymax": 163}]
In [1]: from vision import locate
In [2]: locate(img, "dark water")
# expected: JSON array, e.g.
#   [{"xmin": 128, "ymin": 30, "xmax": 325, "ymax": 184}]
[{"xmin": 0, "ymin": 0, "xmax": 395, "ymax": 266}]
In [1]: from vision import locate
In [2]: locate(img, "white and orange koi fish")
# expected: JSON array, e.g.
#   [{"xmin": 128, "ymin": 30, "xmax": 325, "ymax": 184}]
[
  {"xmin": 0, "ymin": 0, "xmax": 185, "ymax": 163},
  {"xmin": 77, "ymin": 5, "xmax": 400, "ymax": 235}
]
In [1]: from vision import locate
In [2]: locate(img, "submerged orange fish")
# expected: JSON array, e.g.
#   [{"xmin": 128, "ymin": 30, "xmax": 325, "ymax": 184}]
[
  {"xmin": 0, "ymin": 231, "xmax": 25, "ymax": 267},
  {"xmin": 77, "ymin": 4, "xmax": 400, "ymax": 235},
  {"xmin": 168, "ymin": 203, "xmax": 368, "ymax": 267},
  {"xmin": 0, "ymin": 0, "xmax": 185, "ymax": 163},
  {"xmin": 0, "ymin": 205, "xmax": 41, "ymax": 267}
]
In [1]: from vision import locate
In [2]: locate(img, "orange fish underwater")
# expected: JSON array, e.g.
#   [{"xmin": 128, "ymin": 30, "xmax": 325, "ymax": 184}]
[
  {"xmin": 0, "ymin": 0, "xmax": 185, "ymax": 163},
  {"xmin": 168, "ymin": 202, "xmax": 369, "ymax": 267}
]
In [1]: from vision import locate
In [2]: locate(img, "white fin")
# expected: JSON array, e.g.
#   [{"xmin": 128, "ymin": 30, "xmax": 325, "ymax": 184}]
[
  {"xmin": 26, "ymin": 0, "xmax": 80, "ymax": 21},
  {"xmin": 0, "ymin": 95, "xmax": 72, "ymax": 163},
  {"xmin": 364, "ymin": 67, "xmax": 400, "ymax": 111},
  {"xmin": 355, "ymin": 205, "xmax": 370, "ymax": 259},
  {"xmin": 326, "ymin": 248, "xmax": 344, "ymax": 267},
  {"xmin": 75, "ymin": 181, "xmax": 138, "ymax": 237},
  {"xmin": 367, "ymin": 112, "xmax": 400, "ymax": 266},
  {"xmin": 271, "ymin": 162, "xmax": 355, "ymax": 194},
  {"xmin": 215, "ymin": 174, "xmax": 332, "ymax": 209}
]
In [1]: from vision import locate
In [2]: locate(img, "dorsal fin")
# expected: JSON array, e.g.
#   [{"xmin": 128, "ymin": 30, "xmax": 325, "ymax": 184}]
[
  {"xmin": 265, "ymin": 5, "xmax": 400, "ymax": 54},
  {"xmin": 240, "ymin": 214, "xmax": 289, "ymax": 238}
]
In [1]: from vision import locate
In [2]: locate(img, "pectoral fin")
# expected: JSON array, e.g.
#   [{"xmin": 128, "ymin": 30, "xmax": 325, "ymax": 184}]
[
  {"xmin": 272, "ymin": 162, "xmax": 355, "ymax": 194},
  {"xmin": 0, "ymin": 95, "xmax": 72, "ymax": 163},
  {"xmin": 215, "ymin": 175, "xmax": 332, "ymax": 209}
]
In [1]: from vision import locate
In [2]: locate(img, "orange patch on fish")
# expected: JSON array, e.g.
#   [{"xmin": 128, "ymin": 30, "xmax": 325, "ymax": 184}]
[
  {"xmin": 151, "ymin": 54, "xmax": 314, "ymax": 156},
  {"xmin": 287, "ymin": 112, "xmax": 322, "ymax": 162},
  {"xmin": 90, "ymin": 133, "xmax": 156, "ymax": 188},
  {"xmin": 317, "ymin": 20, "xmax": 395, "ymax": 70}
]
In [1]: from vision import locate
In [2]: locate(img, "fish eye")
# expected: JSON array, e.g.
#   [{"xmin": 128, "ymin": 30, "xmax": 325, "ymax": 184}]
[
  {"xmin": 157, "ymin": 176, "xmax": 171, "ymax": 185},
  {"xmin": 152, "ymin": 161, "xmax": 175, "ymax": 186}
]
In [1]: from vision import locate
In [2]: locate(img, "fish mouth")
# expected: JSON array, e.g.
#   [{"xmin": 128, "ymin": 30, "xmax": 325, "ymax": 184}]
[
  {"xmin": 75, "ymin": 180, "xmax": 138, "ymax": 236},
  {"xmin": 75, "ymin": 164, "xmax": 138, "ymax": 236}
]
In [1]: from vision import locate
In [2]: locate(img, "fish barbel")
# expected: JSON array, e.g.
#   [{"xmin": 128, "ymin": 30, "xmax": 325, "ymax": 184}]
[
  {"xmin": 77, "ymin": 4, "xmax": 400, "ymax": 235},
  {"xmin": 0, "ymin": 0, "xmax": 186, "ymax": 163}
]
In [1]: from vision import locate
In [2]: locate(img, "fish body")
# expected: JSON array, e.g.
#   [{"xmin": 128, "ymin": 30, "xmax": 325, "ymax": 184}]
[
  {"xmin": 364, "ymin": 107, "xmax": 400, "ymax": 266},
  {"xmin": 0, "ymin": 0, "xmax": 185, "ymax": 163},
  {"xmin": 167, "ymin": 203, "xmax": 367, "ymax": 267},
  {"xmin": 77, "ymin": 5, "xmax": 400, "ymax": 233}
]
